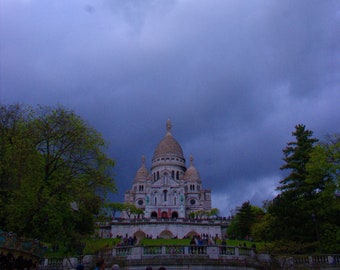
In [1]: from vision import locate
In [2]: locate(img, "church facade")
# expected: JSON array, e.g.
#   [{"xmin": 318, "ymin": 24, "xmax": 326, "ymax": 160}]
[{"xmin": 123, "ymin": 120, "xmax": 212, "ymax": 219}]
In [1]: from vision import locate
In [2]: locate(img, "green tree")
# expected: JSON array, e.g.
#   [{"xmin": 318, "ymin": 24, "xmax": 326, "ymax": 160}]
[
  {"xmin": 105, "ymin": 202, "xmax": 125, "ymax": 219},
  {"xmin": 0, "ymin": 104, "xmax": 35, "ymax": 228},
  {"xmin": 227, "ymin": 201, "xmax": 264, "ymax": 240},
  {"xmin": 0, "ymin": 104, "xmax": 116, "ymax": 250},
  {"xmin": 251, "ymin": 212, "xmax": 275, "ymax": 242},
  {"xmin": 268, "ymin": 124, "xmax": 319, "ymax": 243},
  {"xmin": 306, "ymin": 134, "xmax": 340, "ymax": 252},
  {"xmin": 122, "ymin": 203, "xmax": 144, "ymax": 219},
  {"xmin": 278, "ymin": 124, "xmax": 318, "ymax": 195},
  {"xmin": 306, "ymin": 134, "xmax": 340, "ymax": 194},
  {"xmin": 209, "ymin": 208, "xmax": 219, "ymax": 218}
]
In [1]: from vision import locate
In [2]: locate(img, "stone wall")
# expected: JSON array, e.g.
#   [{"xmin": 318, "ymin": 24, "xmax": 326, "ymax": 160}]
[{"xmin": 104, "ymin": 219, "xmax": 222, "ymax": 240}]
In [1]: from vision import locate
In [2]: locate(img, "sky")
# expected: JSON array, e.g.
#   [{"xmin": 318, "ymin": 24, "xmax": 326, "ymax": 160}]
[{"xmin": 1, "ymin": 0, "xmax": 340, "ymax": 216}]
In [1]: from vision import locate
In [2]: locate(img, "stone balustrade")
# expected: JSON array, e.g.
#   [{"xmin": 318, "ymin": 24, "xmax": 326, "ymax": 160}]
[
  {"xmin": 293, "ymin": 254, "xmax": 340, "ymax": 265},
  {"xmin": 37, "ymin": 247, "xmax": 340, "ymax": 269},
  {"xmin": 106, "ymin": 245, "xmax": 254, "ymax": 260}
]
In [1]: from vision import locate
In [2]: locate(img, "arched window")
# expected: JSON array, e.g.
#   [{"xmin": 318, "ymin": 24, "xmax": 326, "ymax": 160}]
[
  {"xmin": 172, "ymin": 211, "xmax": 178, "ymax": 219},
  {"xmin": 163, "ymin": 190, "xmax": 168, "ymax": 201},
  {"xmin": 176, "ymin": 171, "xmax": 179, "ymax": 179},
  {"xmin": 174, "ymin": 197, "xmax": 177, "ymax": 205},
  {"xmin": 157, "ymin": 171, "xmax": 160, "ymax": 180},
  {"xmin": 154, "ymin": 197, "xmax": 157, "ymax": 205},
  {"xmin": 171, "ymin": 170, "xmax": 175, "ymax": 179}
]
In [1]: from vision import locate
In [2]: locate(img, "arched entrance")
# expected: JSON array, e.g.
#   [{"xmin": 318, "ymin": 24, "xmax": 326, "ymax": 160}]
[
  {"xmin": 171, "ymin": 211, "xmax": 178, "ymax": 219},
  {"xmin": 186, "ymin": 231, "xmax": 199, "ymax": 238},
  {"xmin": 159, "ymin": 230, "xmax": 173, "ymax": 239},
  {"xmin": 161, "ymin": 211, "xmax": 168, "ymax": 218},
  {"xmin": 134, "ymin": 230, "xmax": 146, "ymax": 242},
  {"xmin": 151, "ymin": 211, "xmax": 158, "ymax": 218}
]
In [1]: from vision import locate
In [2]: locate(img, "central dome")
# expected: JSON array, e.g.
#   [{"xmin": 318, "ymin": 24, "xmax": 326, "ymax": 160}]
[
  {"xmin": 152, "ymin": 120, "xmax": 184, "ymax": 160},
  {"xmin": 153, "ymin": 133, "xmax": 184, "ymax": 159}
]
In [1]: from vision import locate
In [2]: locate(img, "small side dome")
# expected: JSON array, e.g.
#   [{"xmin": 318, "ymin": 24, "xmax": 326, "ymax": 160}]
[
  {"xmin": 183, "ymin": 155, "xmax": 201, "ymax": 182},
  {"xmin": 135, "ymin": 155, "xmax": 149, "ymax": 179}
]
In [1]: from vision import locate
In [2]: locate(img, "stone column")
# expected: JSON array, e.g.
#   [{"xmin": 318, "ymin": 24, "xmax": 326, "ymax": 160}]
[
  {"xmin": 130, "ymin": 246, "xmax": 142, "ymax": 260},
  {"xmin": 234, "ymin": 247, "xmax": 239, "ymax": 257},
  {"xmin": 207, "ymin": 246, "xmax": 219, "ymax": 259}
]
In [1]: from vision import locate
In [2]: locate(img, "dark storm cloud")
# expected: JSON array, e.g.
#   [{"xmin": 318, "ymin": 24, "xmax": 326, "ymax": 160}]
[{"xmin": 1, "ymin": 0, "xmax": 339, "ymax": 215}]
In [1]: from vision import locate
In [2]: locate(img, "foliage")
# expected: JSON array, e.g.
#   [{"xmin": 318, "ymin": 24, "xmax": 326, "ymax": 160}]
[
  {"xmin": 121, "ymin": 203, "xmax": 144, "ymax": 219},
  {"xmin": 251, "ymin": 212, "xmax": 275, "ymax": 242},
  {"xmin": 188, "ymin": 208, "xmax": 220, "ymax": 219},
  {"xmin": 140, "ymin": 238, "xmax": 191, "ymax": 246},
  {"xmin": 319, "ymin": 223, "xmax": 340, "ymax": 253},
  {"xmin": 105, "ymin": 202, "xmax": 125, "ymax": 219},
  {"xmin": 261, "ymin": 126, "xmax": 340, "ymax": 253},
  {"xmin": 278, "ymin": 124, "xmax": 318, "ymax": 194},
  {"xmin": 0, "ymin": 104, "xmax": 116, "ymax": 252},
  {"xmin": 261, "ymin": 240, "xmax": 317, "ymax": 255},
  {"xmin": 98, "ymin": 202, "xmax": 145, "ymax": 221},
  {"xmin": 83, "ymin": 238, "xmax": 121, "ymax": 255},
  {"xmin": 305, "ymin": 134, "xmax": 340, "ymax": 252},
  {"xmin": 209, "ymin": 208, "xmax": 219, "ymax": 218},
  {"xmin": 266, "ymin": 124, "xmax": 319, "ymax": 243},
  {"xmin": 227, "ymin": 201, "xmax": 264, "ymax": 240},
  {"xmin": 44, "ymin": 238, "xmax": 121, "ymax": 257}
]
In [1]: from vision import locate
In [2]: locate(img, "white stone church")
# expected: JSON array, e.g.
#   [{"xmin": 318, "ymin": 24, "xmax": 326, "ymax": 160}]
[
  {"xmin": 105, "ymin": 120, "xmax": 224, "ymax": 240},
  {"xmin": 123, "ymin": 119, "xmax": 212, "ymax": 219}
]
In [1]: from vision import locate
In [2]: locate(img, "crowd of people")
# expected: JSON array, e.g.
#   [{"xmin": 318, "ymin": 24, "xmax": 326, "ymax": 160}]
[
  {"xmin": 189, "ymin": 233, "xmax": 217, "ymax": 246},
  {"xmin": 115, "ymin": 234, "xmax": 138, "ymax": 246}
]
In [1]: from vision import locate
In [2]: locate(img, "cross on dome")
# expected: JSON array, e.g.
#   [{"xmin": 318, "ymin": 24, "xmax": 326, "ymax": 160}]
[
  {"xmin": 166, "ymin": 119, "xmax": 172, "ymax": 134},
  {"xmin": 189, "ymin": 154, "xmax": 194, "ymax": 166}
]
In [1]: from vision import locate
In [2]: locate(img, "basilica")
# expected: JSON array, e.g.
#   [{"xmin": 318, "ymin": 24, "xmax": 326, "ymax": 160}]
[
  {"xmin": 123, "ymin": 120, "xmax": 212, "ymax": 219},
  {"xmin": 104, "ymin": 121, "xmax": 221, "ymax": 240}
]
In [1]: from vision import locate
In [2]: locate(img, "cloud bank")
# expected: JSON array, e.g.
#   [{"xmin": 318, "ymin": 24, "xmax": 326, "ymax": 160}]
[{"xmin": 1, "ymin": 0, "xmax": 339, "ymax": 215}]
